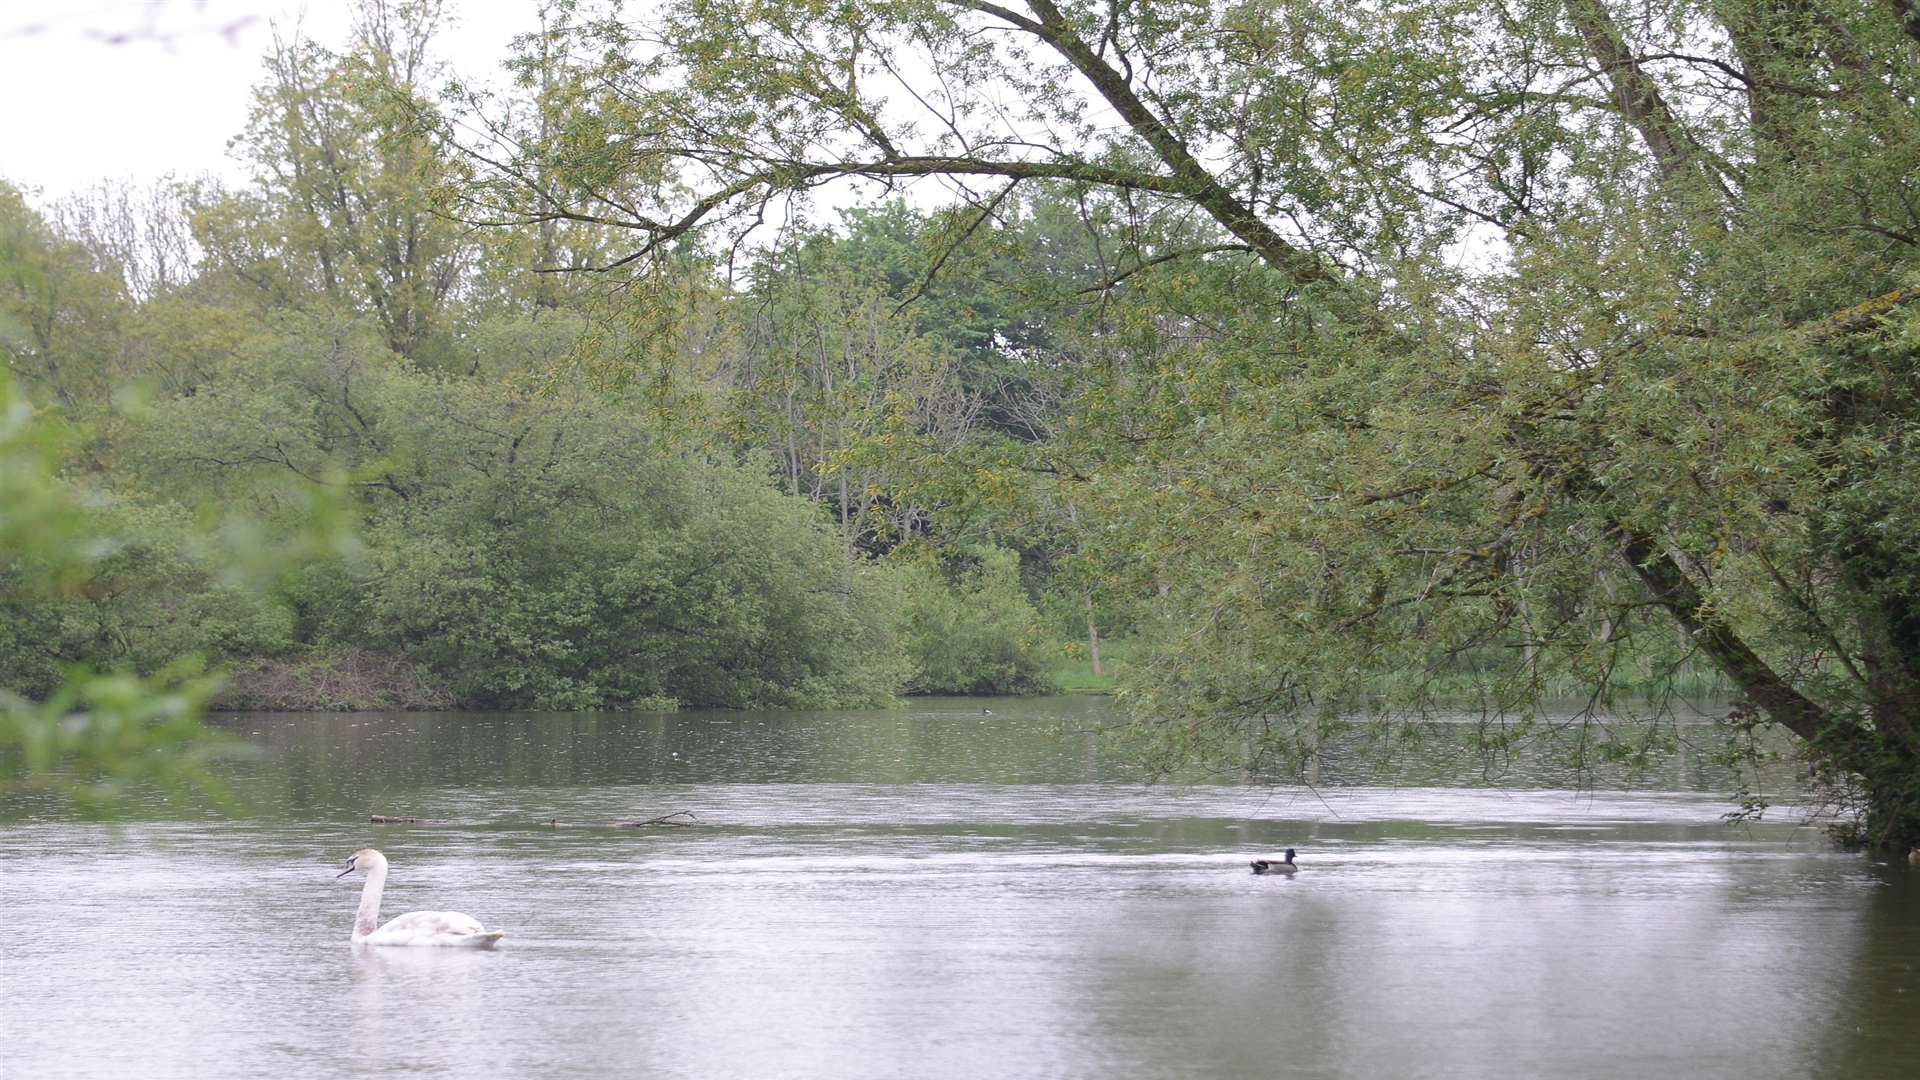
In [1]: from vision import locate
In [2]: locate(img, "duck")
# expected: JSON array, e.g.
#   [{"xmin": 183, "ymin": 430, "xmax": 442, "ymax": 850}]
[
  {"xmin": 1250, "ymin": 849, "xmax": 1299, "ymax": 875},
  {"xmin": 336, "ymin": 848, "xmax": 506, "ymax": 948}
]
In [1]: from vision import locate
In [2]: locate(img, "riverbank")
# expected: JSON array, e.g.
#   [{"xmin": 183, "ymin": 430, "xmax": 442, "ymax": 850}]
[
  {"xmin": 208, "ymin": 636, "xmax": 1730, "ymax": 712},
  {"xmin": 209, "ymin": 650, "xmax": 457, "ymax": 712},
  {"xmin": 212, "ymin": 647, "xmax": 1086, "ymax": 712},
  {"xmin": 1050, "ymin": 638, "xmax": 1137, "ymax": 694}
]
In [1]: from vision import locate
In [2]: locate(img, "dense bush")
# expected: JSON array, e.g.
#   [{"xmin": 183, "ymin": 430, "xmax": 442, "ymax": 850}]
[
  {"xmin": 359, "ymin": 439, "xmax": 912, "ymax": 710},
  {"xmin": 113, "ymin": 323, "xmax": 914, "ymax": 709},
  {"xmin": 0, "ymin": 497, "xmax": 295, "ymax": 699},
  {"xmin": 899, "ymin": 545, "xmax": 1056, "ymax": 695}
]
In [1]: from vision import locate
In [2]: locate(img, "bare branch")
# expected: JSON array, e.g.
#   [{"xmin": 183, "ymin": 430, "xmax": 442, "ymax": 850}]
[{"xmin": 1076, "ymin": 243, "xmax": 1257, "ymax": 294}]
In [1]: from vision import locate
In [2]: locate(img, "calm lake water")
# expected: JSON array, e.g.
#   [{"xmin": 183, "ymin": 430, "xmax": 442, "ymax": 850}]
[{"xmin": 3, "ymin": 696, "xmax": 1917, "ymax": 1079}]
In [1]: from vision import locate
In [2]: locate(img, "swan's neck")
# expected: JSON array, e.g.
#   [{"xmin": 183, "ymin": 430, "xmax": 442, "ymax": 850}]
[{"xmin": 354, "ymin": 863, "xmax": 387, "ymax": 939}]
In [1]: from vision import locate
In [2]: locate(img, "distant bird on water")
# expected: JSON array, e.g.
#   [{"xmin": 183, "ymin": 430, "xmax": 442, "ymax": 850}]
[{"xmin": 1250, "ymin": 849, "xmax": 1299, "ymax": 875}]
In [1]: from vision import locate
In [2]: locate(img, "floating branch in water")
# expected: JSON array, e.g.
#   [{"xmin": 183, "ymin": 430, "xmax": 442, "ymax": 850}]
[
  {"xmin": 368, "ymin": 811, "xmax": 699, "ymax": 828},
  {"xmin": 539, "ymin": 812, "xmax": 698, "ymax": 828}
]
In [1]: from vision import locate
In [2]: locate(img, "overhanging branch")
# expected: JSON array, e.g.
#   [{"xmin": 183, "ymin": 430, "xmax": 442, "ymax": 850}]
[{"xmin": 1618, "ymin": 526, "xmax": 1829, "ymax": 741}]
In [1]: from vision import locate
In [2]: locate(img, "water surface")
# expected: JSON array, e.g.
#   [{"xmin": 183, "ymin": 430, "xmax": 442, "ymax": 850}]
[{"xmin": 3, "ymin": 697, "xmax": 1916, "ymax": 1079}]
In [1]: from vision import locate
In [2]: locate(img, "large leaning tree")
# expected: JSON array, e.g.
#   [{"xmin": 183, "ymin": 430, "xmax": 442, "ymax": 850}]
[{"xmin": 449, "ymin": 0, "xmax": 1920, "ymax": 847}]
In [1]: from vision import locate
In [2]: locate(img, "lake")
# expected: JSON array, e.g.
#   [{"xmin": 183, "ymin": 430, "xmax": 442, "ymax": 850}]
[{"xmin": 3, "ymin": 696, "xmax": 1917, "ymax": 1079}]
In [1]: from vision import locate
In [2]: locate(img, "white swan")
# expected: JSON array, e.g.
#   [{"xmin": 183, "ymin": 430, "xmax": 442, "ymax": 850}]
[{"xmin": 337, "ymin": 848, "xmax": 505, "ymax": 948}]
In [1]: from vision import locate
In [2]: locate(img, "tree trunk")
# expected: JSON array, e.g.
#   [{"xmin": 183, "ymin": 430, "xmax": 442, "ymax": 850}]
[
  {"xmin": 1621, "ymin": 523, "xmax": 1920, "ymax": 849},
  {"xmin": 1084, "ymin": 591, "xmax": 1104, "ymax": 677}
]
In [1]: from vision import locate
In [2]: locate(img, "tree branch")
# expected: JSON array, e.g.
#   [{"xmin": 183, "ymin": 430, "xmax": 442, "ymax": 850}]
[
  {"xmin": 1561, "ymin": 0, "xmax": 1731, "ymax": 195},
  {"xmin": 1076, "ymin": 243, "xmax": 1256, "ymax": 294},
  {"xmin": 1618, "ymin": 526, "xmax": 1828, "ymax": 741},
  {"xmin": 1887, "ymin": 0, "xmax": 1920, "ymax": 49},
  {"xmin": 896, "ymin": 179, "xmax": 1020, "ymax": 312},
  {"xmin": 945, "ymin": 0, "xmax": 1330, "ymax": 284}
]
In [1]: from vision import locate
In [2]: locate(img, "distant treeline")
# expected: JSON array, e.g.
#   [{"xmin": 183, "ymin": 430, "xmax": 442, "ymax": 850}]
[{"xmin": 12, "ymin": 0, "xmax": 1920, "ymax": 847}]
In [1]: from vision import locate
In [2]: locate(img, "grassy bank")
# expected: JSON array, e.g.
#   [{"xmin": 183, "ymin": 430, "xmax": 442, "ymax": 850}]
[{"xmin": 1052, "ymin": 638, "xmax": 1138, "ymax": 694}]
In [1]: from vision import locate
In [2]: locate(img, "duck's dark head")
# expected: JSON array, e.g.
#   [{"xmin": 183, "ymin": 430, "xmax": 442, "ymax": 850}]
[{"xmin": 1284, "ymin": 848, "xmax": 1297, "ymax": 863}]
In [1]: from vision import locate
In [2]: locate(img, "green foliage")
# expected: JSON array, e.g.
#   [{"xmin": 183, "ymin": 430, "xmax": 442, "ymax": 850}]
[
  {"xmin": 0, "ymin": 498, "xmax": 297, "ymax": 699},
  {"xmin": 194, "ymin": 1, "xmax": 467, "ymax": 360},
  {"xmin": 0, "ymin": 373, "xmax": 238, "ymax": 813},
  {"xmin": 897, "ymin": 545, "xmax": 1056, "ymax": 695},
  {"xmin": 360, "ymin": 441, "xmax": 913, "ymax": 710},
  {"xmin": 0, "ymin": 661, "xmax": 232, "ymax": 816},
  {"xmin": 121, "ymin": 318, "xmax": 914, "ymax": 710},
  {"xmin": 464, "ymin": 0, "xmax": 1920, "ymax": 845},
  {"xmin": 0, "ymin": 180, "xmax": 130, "ymax": 412},
  {"xmin": 1052, "ymin": 637, "xmax": 1137, "ymax": 695}
]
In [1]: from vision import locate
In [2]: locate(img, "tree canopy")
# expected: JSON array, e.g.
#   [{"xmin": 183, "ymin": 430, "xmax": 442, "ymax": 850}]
[
  {"xmin": 10, "ymin": 0, "xmax": 1920, "ymax": 846},
  {"xmin": 452, "ymin": 0, "xmax": 1920, "ymax": 846}
]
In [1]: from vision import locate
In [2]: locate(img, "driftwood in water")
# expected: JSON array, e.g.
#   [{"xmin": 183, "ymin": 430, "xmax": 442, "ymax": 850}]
[
  {"xmin": 369, "ymin": 811, "xmax": 697, "ymax": 828},
  {"xmin": 540, "ymin": 812, "xmax": 698, "ymax": 828}
]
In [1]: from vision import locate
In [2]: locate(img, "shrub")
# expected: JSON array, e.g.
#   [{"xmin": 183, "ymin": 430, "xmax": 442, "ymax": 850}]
[{"xmin": 899, "ymin": 544, "xmax": 1056, "ymax": 695}]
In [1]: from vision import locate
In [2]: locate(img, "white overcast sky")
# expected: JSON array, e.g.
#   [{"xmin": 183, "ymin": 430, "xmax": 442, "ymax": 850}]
[{"xmin": 0, "ymin": 0, "xmax": 539, "ymax": 203}]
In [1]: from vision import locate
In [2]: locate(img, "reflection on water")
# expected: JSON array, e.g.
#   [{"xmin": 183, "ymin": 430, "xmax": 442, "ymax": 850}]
[
  {"xmin": 2, "ymin": 696, "xmax": 1916, "ymax": 1080},
  {"xmin": 197, "ymin": 697, "xmax": 1790, "ymax": 803}
]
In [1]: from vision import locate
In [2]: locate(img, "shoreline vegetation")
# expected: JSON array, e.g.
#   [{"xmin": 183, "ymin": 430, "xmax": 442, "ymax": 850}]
[
  {"xmin": 198, "ymin": 636, "xmax": 1732, "ymax": 713},
  {"xmin": 8, "ymin": 1, "xmax": 1920, "ymax": 847},
  {"xmin": 206, "ymin": 640, "xmax": 1105, "ymax": 714},
  {"xmin": 203, "ymin": 634, "xmax": 1114, "ymax": 712}
]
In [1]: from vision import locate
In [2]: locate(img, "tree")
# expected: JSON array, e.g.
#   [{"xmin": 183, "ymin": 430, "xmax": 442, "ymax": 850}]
[
  {"xmin": 120, "ymin": 310, "xmax": 915, "ymax": 710},
  {"xmin": 195, "ymin": 0, "xmax": 468, "ymax": 363},
  {"xmin": 0, "ymin": 369, "xmax": 234, "ymax": 814},
  {"xmin": 466, "ymin": 0, "xmax": 1920, "ymax": 847},
  {"xmin": 0, "ymin": 181, "xmax": 130, "ymax": 411},
  {"xmin": 897, "ymin": 543, "xmax": 1056, "ymax": 694},
  {"xmin": 712, "ymin": 215, "xmax": 987, "ymax": 550},
  {"xmin": 49, "ymin": 178, "xmax": 200, "ymax": 303}
]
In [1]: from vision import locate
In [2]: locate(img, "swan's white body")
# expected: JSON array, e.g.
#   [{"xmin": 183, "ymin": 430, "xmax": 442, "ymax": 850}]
[{"xmin": 340, "ymin": 848, "xmax": 505, "ymax": 948}]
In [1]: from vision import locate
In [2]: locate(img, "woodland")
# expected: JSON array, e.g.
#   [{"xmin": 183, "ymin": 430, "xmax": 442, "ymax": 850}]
[{"xmin": 6, "ymin": 0, "xmax": 1920, "ymax": 848}]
